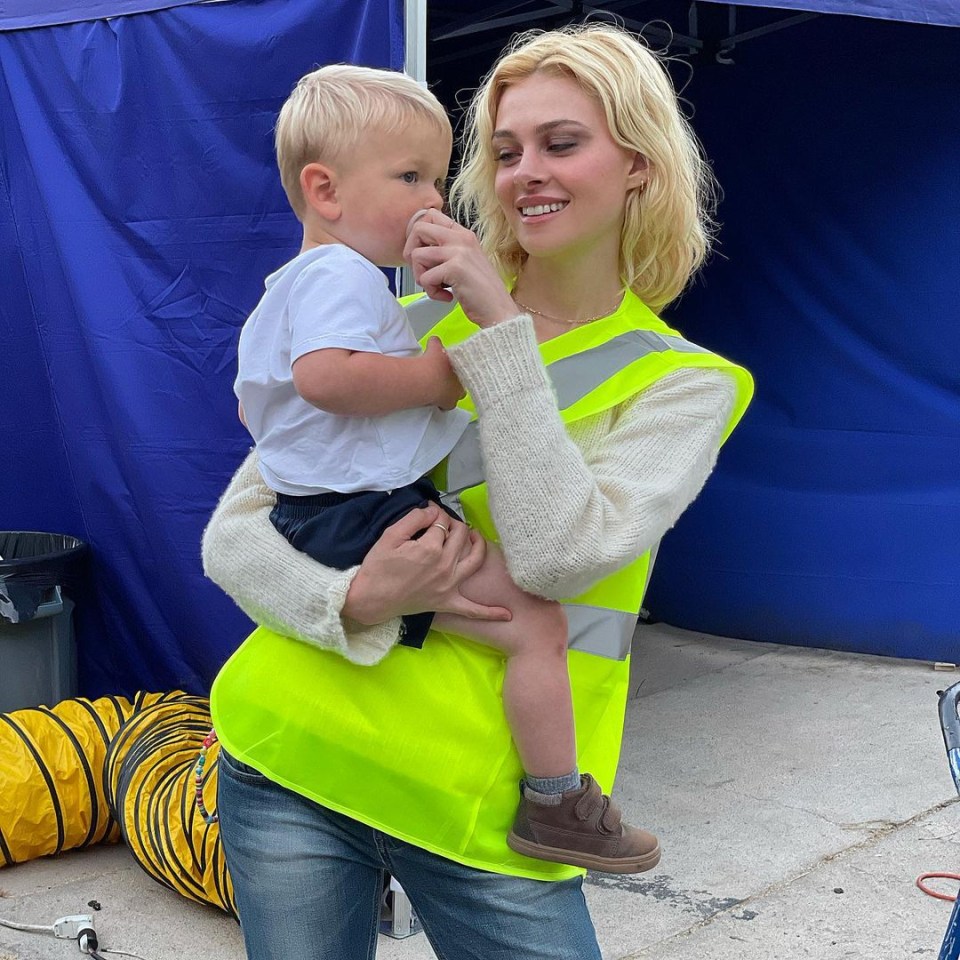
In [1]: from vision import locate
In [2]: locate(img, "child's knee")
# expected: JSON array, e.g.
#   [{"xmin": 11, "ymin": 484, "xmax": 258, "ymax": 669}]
[{"xmin": 519, "ymin": 597, "xmax": 568, "ymax": 656}]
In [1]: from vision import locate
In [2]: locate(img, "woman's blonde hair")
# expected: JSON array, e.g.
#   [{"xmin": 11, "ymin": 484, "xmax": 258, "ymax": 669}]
[
  {"xmin": 450, "ymin": 23, "xmax": 717, "ymax": 313},
  {"xmin": 276, "ymin": 64, "xmax": 451, "ymax": 219}
]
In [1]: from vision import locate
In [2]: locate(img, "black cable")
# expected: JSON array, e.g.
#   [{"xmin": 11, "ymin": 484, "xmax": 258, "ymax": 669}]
[{"xmin": 92, "ymin": 948, "xmax": 151, "ymax": 960}]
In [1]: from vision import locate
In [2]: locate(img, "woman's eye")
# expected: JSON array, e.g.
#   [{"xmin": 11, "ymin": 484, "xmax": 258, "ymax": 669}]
[
  {"xmin": 494, "ymin": 150, "xmax": 519, "ymax": 164},
  {"xmin": 401, "ymin": 171, "xmax": 419, "ymax": 184},
  {"xmin": 547, "ymin": 141, "xmax": 577, "ymax": 153}
]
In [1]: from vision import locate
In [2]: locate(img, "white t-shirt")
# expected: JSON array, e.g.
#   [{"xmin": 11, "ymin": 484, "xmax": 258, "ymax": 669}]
[{"xmin": 236, "ymin": 245, "xmax": 471, "ymax": 495}]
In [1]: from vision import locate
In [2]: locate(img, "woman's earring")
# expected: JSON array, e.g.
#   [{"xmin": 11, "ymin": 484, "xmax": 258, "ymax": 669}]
[{"xmin": 637, "ymin": 180, "xmax": 648, "ymax": 195}]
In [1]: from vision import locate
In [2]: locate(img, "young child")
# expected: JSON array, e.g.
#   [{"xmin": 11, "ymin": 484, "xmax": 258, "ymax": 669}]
[{"xmin": 233, "ymin": 63, "xmax": 658, "ymax": 873}]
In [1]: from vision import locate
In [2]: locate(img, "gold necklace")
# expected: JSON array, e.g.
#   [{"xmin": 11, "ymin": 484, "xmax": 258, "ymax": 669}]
[{"xmin": 511, "ymin": 294, "xmax": 620, "ymax": 326}]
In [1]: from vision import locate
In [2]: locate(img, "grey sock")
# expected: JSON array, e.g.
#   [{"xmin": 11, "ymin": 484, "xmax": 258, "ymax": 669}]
[{"xmin": 523, "ymin": 769, "xmax": 581, "ymax": 805}]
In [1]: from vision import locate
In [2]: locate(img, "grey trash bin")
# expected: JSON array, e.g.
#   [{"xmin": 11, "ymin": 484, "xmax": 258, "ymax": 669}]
[{"xmin": 0, "ymin": 531, "xmax": 87, "ymax": 713}]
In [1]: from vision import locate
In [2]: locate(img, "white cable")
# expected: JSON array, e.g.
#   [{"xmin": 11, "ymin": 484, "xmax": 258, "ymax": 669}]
[
  {"xmin": 0, "ymin": 912, "xmax": 95, "ymax": 940},
  {"xmin": 0, "ymin": 916, "xmax": 55, "ymax": 935},
  {"xmin": 0, "ymin": 912, "xmax": 148, "ymax": 960}
]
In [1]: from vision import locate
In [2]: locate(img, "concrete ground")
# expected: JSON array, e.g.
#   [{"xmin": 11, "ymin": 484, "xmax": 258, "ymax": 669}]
[{"xmin": 1, "ymin": 623, "xmax": 958, "ymax": 959}]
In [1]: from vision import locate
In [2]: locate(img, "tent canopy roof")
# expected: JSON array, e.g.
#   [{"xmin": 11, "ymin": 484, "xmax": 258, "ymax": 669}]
[
  {"xmin": 2, "ymin": 0, "xmax": 959, "ymax": 33},
  {"xmin": 429, "ymin": 0, "xmax": 959, "ymax": 32}
]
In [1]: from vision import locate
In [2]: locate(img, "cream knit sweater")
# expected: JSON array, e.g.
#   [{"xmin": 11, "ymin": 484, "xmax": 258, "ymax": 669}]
[{"xmin": 202, "ymin": 314, "xmax": 737, "ymax": 666}]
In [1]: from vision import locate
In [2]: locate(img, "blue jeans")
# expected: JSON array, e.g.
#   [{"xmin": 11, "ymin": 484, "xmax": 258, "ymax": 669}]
[{"xmin": 217, "ymin": 749, "xmax": 602, "ymax": 960}]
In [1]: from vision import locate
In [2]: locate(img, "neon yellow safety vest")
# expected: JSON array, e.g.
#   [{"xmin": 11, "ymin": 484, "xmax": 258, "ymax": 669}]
[{"xmin": 211, "ymin": 290, "xmax": 753, "ymax": 881}]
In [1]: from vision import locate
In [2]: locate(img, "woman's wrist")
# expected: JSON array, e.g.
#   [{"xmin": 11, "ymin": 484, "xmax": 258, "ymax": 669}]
[
  {"xmin": 446, "ymin": 313, "xmax": 542, "ymax": 405},
  {"xmin": 475, "ymin": 294, "xmax": 526, "ymax": 329},
  {"xmin": 342, "ymin": 566, "xmax": 394, "ymax": 626}
]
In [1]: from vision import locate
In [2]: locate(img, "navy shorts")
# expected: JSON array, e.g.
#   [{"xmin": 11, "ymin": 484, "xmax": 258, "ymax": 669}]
[{"xmin": 270, "ymin": 478, "xmax": 460, "ymax": 649}]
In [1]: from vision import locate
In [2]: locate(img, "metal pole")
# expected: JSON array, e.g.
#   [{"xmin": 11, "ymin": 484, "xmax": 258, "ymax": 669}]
[
  {"xmin": 385, "ymin": 16, "xmax": 425, "ymax": 937},
  {"xmin": 405, "ymin": 0, "xmax": 426, "ymax": 83},
  {"xmin": 400, "ymin": 0, "xmax": 428, "ymax": 297}
]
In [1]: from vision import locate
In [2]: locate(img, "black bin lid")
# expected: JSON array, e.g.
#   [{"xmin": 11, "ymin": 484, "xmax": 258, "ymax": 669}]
[{"xmin": 0, "ymin": 531, "xmax": 87, "ymax": 577}]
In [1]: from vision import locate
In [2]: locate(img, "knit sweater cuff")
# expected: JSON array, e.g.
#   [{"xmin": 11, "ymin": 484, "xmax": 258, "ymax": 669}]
[
  {"xmin": 446, "ymin": 314, "xmax": 546, "ymax": 408},
  {"xmin": 200, "ymin": 449, "xmax": 403, "ymax": 666},
  {"xmin": 314, "ymin": 569, "xmax": 403, "ymax": 666}
]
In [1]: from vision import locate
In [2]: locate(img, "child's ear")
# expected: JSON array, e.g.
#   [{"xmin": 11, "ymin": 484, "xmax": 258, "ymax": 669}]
[{"xmin": 300, "ymin": 163, "xmax": 340, "ymax": 220}]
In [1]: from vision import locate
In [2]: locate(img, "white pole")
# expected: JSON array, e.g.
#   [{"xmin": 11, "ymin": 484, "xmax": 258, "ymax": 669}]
[
  {"xmin": 405, "ymin": 0, "xmax": 427, "ymax": 83},
  {"xmin": 400, "ymin": 0, "xmax": 428, "ymax": 296}
]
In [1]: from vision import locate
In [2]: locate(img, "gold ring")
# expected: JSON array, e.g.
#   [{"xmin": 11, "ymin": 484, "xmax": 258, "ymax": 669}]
[{"xmin": 432, "ymin": 522, "xmax": 449, "ymax": 534}]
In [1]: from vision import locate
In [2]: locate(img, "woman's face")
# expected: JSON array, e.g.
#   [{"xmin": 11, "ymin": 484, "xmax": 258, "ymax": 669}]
[{"xmin": 492, "ymin": 71, "xmax": 646, "ymax": 267}]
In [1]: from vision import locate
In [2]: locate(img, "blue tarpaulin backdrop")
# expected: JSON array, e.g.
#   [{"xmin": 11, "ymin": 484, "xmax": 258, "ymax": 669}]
[
  {"xmin": 0, "ymin": 1, "xmax": 956, "ymax": 699},
  {"xmin": 645, "ymin": 14, "xmax": 959, "ymax": 660},
  {"xmin": 0, "ymin": 0, "xmax": 402, "ymax": 696},
  {"xmin": 6, "ymin": 0, "xmax": 960, "ymax": 31}
]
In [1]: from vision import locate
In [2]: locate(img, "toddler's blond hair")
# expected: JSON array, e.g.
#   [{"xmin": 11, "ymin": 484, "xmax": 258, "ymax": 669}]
[{"xmin": 276, "ymin": 64, "xmax": 450, "ymax": 218}]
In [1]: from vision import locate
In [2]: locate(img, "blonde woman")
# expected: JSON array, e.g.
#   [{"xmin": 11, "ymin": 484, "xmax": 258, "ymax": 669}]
[{"xmin": 204, "ymin": 23, "xmax": 753, "ymax": 960}]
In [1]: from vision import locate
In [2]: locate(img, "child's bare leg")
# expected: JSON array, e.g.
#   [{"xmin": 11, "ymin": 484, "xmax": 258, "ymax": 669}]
[
  {"xmin": 433, "ymin": 544, "xmax": 574, "ymax": 778},
  {"xmin": 434, "ymin": 542, "xmax": 660, "ymax": 874}
]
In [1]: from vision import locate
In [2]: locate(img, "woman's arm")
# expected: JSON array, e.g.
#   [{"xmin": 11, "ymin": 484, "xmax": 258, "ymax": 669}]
[
  {"xmin": 202, "ymin": 451, "xmax": 510, "ymax": 663},
  {"xmin": 201, "ymin": 450, "xmax": 401, "ymax": 665},
  {"xmin": 446, "ymin": 316, "xmax": 738, "ymax": 600}
]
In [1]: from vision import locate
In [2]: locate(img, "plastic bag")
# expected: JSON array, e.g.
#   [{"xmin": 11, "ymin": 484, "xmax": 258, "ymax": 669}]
[{"xmin": 0, "ymin": 531, "xmax": 86, "ymax": 623}]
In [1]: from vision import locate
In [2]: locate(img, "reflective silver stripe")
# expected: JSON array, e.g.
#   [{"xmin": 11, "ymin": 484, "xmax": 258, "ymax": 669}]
[
  {"xmin": 564, "ymin": 604, "xmax": 637, "ymax": 660},
  {"xmin": 442, "ymin": 329, "xmax": 710, "ymax": 495},
  {"xmin": 404, "ymin": 296, "xmax": 459, "ymax": 340},
  {"xmin": 445, "ymin": 421, "xmax": 482, "ymax": 496},
  {"xmin": 548, "ymin": 330, "xmax": 711, "ymax": 409}
]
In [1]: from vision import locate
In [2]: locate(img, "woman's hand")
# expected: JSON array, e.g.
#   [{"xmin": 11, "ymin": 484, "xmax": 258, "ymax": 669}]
[
  {"xmin": 404, "ymin": 210, "xmax": 518, "ymax": 329},
  {"xmin": 342, "ymin": 503, "xmax": 513, "ymax": 626}
]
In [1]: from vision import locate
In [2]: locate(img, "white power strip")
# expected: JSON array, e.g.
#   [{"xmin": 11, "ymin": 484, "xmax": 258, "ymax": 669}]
[{"xmin": 0, "ymin": 913, "xmax": 96, "ymax": 951}]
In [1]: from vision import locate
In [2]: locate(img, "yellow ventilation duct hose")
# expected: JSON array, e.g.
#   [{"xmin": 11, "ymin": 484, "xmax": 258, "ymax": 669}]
[
  {"xmin": 0, "ymin": 692, "xmax": 234, "ymax": 918},
  {"xmin": 104, "ymin": 692, "xmax": 234, "ymax": 915},
  {"xmin": 0, "ymin": 692, "xmax": 163, "ymax": 865}
]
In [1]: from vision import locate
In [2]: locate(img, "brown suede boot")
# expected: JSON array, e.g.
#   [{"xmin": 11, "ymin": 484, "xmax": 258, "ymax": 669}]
[{"xmin": 507, "ymin": 774, "xmax": 661, "ymax": 874}]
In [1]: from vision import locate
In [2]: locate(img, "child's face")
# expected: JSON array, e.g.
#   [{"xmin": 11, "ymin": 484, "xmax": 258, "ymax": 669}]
[{"xmin": 331, "ymin": 118, "xmax": 452, "ymax": 267}]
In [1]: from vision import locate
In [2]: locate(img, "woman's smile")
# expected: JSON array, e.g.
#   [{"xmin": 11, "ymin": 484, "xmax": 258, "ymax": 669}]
[{"xmin": 518, "ymin": 199, "xmax": 569, "ymax": 219}]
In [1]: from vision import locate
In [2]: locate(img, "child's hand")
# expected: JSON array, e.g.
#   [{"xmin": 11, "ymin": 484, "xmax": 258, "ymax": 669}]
[{"xmin": 421, "ymin": 337, "xmax": 465, "ymax": 411}]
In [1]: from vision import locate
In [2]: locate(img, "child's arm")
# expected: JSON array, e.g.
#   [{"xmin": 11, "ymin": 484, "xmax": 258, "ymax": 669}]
[{"xmin": 293, "ymin": 337, "xmax": 463, "ymax": 416}]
